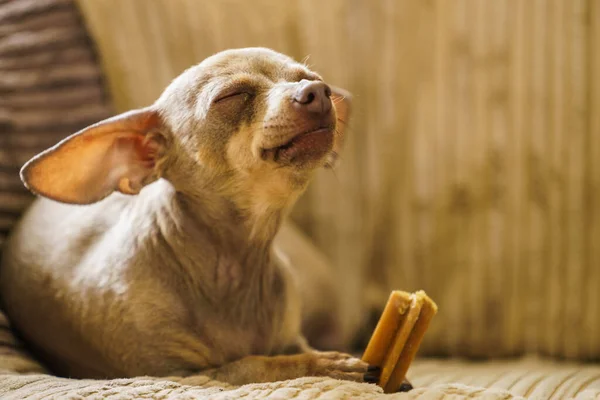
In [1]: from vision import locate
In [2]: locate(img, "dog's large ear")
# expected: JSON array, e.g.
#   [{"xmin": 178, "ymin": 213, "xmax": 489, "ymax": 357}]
[
  {"xmin": 327, "ymin": 86, "xmax": 352, "ymax": 168},
  {"xmin": 21, "ymin": 108, "xmax": 167, "ymax": 205}
]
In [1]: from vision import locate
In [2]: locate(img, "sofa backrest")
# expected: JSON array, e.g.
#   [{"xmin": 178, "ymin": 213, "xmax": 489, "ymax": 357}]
[{"xmin": 76, "ymin": 0, "xmax": 600, "ymax": 361}]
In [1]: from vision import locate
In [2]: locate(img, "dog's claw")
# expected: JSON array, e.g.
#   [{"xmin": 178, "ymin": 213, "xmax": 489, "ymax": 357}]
[
  {"xmin": 364, "ymin": 365, "xmax": 381, "ymax": 384},
  {"xmin": 397, "ymin": 380, "xmax": 413, "ymax": 392}
]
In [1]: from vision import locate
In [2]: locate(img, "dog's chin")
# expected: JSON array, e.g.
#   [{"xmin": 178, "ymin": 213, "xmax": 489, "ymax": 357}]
[{"xmin": 261, "ymin": 127, "xmax": 334, "ymax": 168}]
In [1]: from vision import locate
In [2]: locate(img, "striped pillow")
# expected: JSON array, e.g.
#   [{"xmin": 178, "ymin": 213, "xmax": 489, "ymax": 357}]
[{"xmin": 0, "ymin": 0, "xmax": 112, "ymax": 251}]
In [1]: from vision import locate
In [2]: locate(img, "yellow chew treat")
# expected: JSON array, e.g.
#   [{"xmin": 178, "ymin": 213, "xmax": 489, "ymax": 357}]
[
  {"xmin": 362, "ymin": 290, "xmax": 438, "ymax": 393},
  {"xmin": 379, "ymin": 294, "xmax": 422, "ymax": 390},
  {"xmin": 385, "ymin": 291, "xmax": 437, "ymax": 393},
  {"xmin": 362, "ymin": 291, "xmax": 412, "ymax": 367}
]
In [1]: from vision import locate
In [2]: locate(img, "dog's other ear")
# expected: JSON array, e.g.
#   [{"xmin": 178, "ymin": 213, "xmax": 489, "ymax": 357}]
[
  {"xmin": 21, "ymin": 108, "xmax": 167, "ymax": 205},
  {"xmin": 327, "ymin": 86, "xmax": 352, "ymax": 168}
]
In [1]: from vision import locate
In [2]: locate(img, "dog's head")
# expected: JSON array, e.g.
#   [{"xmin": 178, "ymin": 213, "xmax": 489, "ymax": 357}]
[{"xmin": 21, "ymin": 48, "xmax": 351, "ymax": 206}]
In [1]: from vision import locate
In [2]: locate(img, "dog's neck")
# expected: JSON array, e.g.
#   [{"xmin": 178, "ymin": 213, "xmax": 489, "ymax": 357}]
[
  {"xmin": 170, "ymin": 166, "xmax": 309, "ymax": 244},
  {"xmin": 175, "ymin": 189, "xmax": 283, "ymax": 252},
  {"xmin": 146, "ymin": 178, "xmax": 301, "ymax": 304}
]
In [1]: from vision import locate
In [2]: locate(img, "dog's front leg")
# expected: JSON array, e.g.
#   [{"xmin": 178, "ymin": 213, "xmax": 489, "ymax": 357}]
[
  {"xmin": 279, "ymin": 336, "xmax": 413, "ymax": 392},
  {"xmin": 200, "ymin": 351, "xmax": 380, "ymax": 386}
]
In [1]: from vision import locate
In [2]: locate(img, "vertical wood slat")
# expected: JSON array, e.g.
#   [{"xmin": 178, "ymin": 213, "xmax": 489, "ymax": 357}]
[
  {"xmin": 526, "ymin": 0, "xmax": 546, "ymax": 356},
  {"xmin": 545, "ymin": 0, "xmax": 566, "ymax": 358},
  {"xmin": 507, "ymin": 0, "xmax": 527, "ymax": 356},
  {"xmin": 469, "ymin": 0, "xmax": 488, "ymax": 354},
  {"xmin": 75, "ymin": 0, "xmax": 600, "ymax": 359},
  {"xmin": 587, "ymin": 0, "xmax": 600, "ymax": 359},
  {"xmin": 487, "ymin": 0, "xmax": 509, "ymax": 355},
  {"xmin": 563, "ymin": 0, "xmax": 588, "ymax": 359}
]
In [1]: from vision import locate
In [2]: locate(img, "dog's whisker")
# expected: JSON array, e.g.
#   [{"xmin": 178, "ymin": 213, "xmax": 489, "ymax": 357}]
[
  {"xmin": 332, "ymin": 96, "xmax": 347, "ymax": 105},
  {"xmin": 334, "ymin": 128, "xmax": 348, "ymax": 139},
  {"xmin": 336, "ymin": 125, "xmax": 356, "ymax": 136},
  {"xmin": 330, "ymin": 167, "xmax": 339, "ymax": 182},
  {"xmin": 301, "ymin": 54, "xmax": 312, "ymax": 66}
]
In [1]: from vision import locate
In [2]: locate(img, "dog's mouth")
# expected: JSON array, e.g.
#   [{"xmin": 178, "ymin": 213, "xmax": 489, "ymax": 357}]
[{"xmin": 261, "ymin": 124, "xmax": 335, "ymax": 165}]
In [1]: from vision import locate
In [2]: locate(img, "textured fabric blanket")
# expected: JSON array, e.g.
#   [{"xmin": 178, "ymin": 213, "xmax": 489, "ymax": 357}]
[
  {"xmin": 0, "ymin": 313, "xmax": 521, "ymax": 400},
  {"xmin": 3, "ymin": 310, "xmax": 600, "ymax": 399},
  {"xmin": 0, "ymin": 373, "xmax": 521, "ymax": 400}
]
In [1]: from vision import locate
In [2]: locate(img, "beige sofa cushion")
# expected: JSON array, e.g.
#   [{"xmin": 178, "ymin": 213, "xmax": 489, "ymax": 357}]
[
  {"xmin": 2, "ymin": 331, "xmax": 600, "ymax": 400},
  {"xmin": 411, "ymin": 358, "xmax": 600, "ymax": 400},
  {"xmin": 2, "ymin": 307, "xmax": 599, "ymax": 398}
]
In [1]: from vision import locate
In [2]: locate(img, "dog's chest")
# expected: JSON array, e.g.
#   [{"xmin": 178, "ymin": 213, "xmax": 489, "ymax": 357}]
[
  {"xmin": 191, "ymin": 265, "xmax": 297, "ymax": 363},
  {"xmin": 200, "ymin": 298, "xmax": 287, "ymax": 363},
  {"xmin": 203, "ymin": 317, "xmax": 275, "ymax": 362}
]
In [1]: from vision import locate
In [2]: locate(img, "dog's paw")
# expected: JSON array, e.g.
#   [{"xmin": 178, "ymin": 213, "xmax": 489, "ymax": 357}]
[{"xmin": 308, "ymin": 351, "xmax": 380, "ymax": 383}]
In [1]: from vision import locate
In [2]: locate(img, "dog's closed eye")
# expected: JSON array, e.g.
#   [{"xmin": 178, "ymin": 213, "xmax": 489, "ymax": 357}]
[
  {"xmin": 214, "ymin": 90, "xmax": 253, "ymax": 104},
  {"xmin": 214, "ymin": 80, "xmax": 257, "ymax": 105},
  {"xmin": 211, "ymin": 83, "xmax": 257, "ymax": 125}
]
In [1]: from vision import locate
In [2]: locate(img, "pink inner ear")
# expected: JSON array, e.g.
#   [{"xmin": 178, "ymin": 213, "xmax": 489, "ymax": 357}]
[
  {"xmin": 109, "ymin": 133, "xmax": 164, "ymax": 195},
  {"xmin": 20, "ymin": 107, "xmax": 165, "ymax": 204}
]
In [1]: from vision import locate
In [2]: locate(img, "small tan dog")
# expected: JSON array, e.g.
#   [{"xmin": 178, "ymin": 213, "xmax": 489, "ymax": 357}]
[{"xmin": 0, "ymin": 48, "xmax": 387, "ymax": 386}]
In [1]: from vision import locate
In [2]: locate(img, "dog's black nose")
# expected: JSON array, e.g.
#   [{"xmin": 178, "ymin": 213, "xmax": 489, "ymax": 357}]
[{"xmin": 293, "ymin": 80, "xmax": 332, "ymax": 115}]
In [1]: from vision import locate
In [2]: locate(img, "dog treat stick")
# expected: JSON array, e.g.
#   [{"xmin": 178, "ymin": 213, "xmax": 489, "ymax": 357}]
[
  {"xmin": 362, "ymin": 290, "xmax": 438, "ymax": 393},
  {"xmin": 362, "ymin": 291, "xmax": 412, "ymax": 367},
  {"xmin": 384, "ymin": 291, "xmax": 437, "ymax": 392}
]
